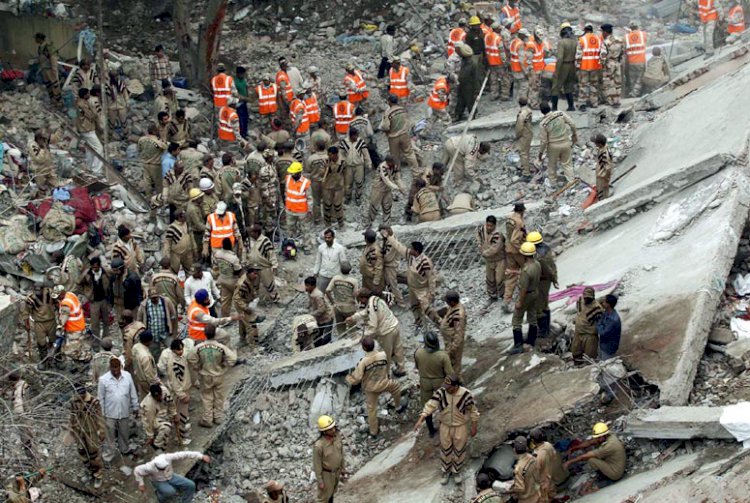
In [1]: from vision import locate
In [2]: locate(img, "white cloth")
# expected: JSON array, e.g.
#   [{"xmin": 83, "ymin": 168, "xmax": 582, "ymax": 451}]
[
  {"xmin": 184, "ymin": 272, "xmax": 220, "ymax": 307},
  {"xmin": 313, "ymin": 241, "xmax": 348, "ymax": 278},
  {"xmin": 287, "ymin": 66, "xmax": 305, "ymax": 94},
  {"xmin": 81, "ymin": 130, "xmax": 104, "ymax": 175},
  {"xmin": 719, "ymin": 402, "xmax": 750, "ymax": 448},
  {"xmin": 98, "ymin": 370, "xmax": 139, "ymax": 419},
  {"xmin": 134, "ymin": 451, "xmax": 204, "ymax": 484},
  {"xmin": 381, "ymin": 34, "xmax": 395, "ymax": 59}
]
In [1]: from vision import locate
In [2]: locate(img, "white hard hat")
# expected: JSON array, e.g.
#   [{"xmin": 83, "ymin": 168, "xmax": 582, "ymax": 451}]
[
  {"xmin": 216, "ymin": 201, "xmax": 227, "ymax": 214},
  {"xmin": 199, "ymin": 178, "xmax": 214, "ymax": 191},
  {"xmin": 308, "ymin": 65, "xmax": 319, "ymax": 73}
]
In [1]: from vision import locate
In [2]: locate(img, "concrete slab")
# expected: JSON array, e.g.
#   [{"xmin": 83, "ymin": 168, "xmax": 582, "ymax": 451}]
[{"xmin": 626, "ymin": 407, "xmax": 735, "ymax": 440}]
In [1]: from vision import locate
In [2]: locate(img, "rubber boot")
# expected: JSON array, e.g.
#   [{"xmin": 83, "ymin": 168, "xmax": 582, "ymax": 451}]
[
  {"xmin": 509, "ymin": 328, "xmax": 524, "ymax": 354},
  {"xmin": 526, "ymin": 325, "xmax": 538, "ymax": 348},
  {"xmin": 566, "ymin": 94, "xmax": 576, "ymax": 111},
  {"xmin": 426, "ymin": 415, "xmax": 437, "ymax": 438},
  {"xmin": 539, "ymin": 310, "xmax": 551, "ymax": 338},
  {"xmin": 551, "ymin": 96, "xmax": 559, "ymax": 111}
]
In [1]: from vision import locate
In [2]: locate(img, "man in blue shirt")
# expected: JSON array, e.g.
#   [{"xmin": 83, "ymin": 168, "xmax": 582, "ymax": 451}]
[
  {"xmin": 161, "ymin": 142, "xmax": 181, "ymax": 178},
  {"xmin": 597, "ymin": 294, "xmax": 621, "ymax": 360}
]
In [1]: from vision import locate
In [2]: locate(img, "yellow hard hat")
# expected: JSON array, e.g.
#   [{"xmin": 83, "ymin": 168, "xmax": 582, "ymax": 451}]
[
  {"xmin": 189, "ymin": 188, "xmax": 204, "ymax": 200},
  {"xmin": 560, "ymin": 22, "xmax": 572, "ymax": 30},
  {"xmin": 318, "ymin": 415, "xmax": 336, "ymax": 432},
  {"xmin": 287, "ymin": 162, "xmax": 303, "ymax": 174},
  {"xmin": 526, "ymin": 231, "xmax": 543, "ymax": 244},
  {"xmin": 520, "ymin": 242, "xmax": 536, "ymax": 256},
  {"xmin": 592, "ymin": 422, "xmax": 609, "ymax": 438},
  {"xmin": 468, "ymin": 15, "xmax": 482, "ymax": 26}
]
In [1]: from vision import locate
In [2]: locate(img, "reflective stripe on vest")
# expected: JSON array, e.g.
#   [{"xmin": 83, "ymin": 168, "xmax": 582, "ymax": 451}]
[
  {"xmin": 502, "ymin": 5, "xmax": 522, "ymax": 33},
  {"xmin": 345, "ymin": 70, "xmax": 369, "ymax": 103},
  {"xmin": 699, "ymin": 0, "xmax": 718, "ymax": 23},
  {"xmin": 728, "ymin": 5, "xmax": 745, "ymax": 33},
  {"xmin": 531, "ymin": 40, "xmax": 549, "ymax": 71},
  {"xmin": 485, "ymin": 32, "xmax": 503, "ymax": 66},
  {"xmin": 276, "ymin": 71, "xmax": 294, "ymax": 101},
  {"xmin": 480, "ymin": 24, "xmax": 491, "ymax": 37},
  {"xmin": 579, "ymin": 33, "xmax": 602, "ymax": 71},
  {"xmin": 333, "ymin": 101, "xmax": 354, "ymax": 133},
  {"xmin": 389, "ymin": 66, "xmax": 409, "ymax": 97},
  {"xmin": 447, "ymin": 28, "xmax": 466, "ymax": 56},
  {"xmin": 208, "ymin": 211, "xmax": 236, "ymax": 248},
  {"xmin": 256, "ymin": 83, "xmax": 278, "ymax": 114},
  {"xmin": 285, "ymin": 175, "xmax": 310, "ymax": 213},
  {"xmin": 62, "ymin": 292, "xmax": 85, "ymax": 332},
  {"xmin": 304, "ymin": 94, "xmax": 321, "ymax": 124},
  {"xmin": 211, "ymin": 73, "xmax": 233, "ymax": 107},
  {"xmin": 625, "ymin": 31, "xmax": 647, "ymax": 64},
  {"xmin": 290, "ymin": 99, "xmax": 310, "ymax": 134},
  {"xmin": 510, "ymin": 38, "xmax": 524, "ymax": 72},
  {"xmin": 542, "ymin": 59, "xmax": 557, "ymax": 79},
  {"xmin": 218, "ymin": 106, "xmax": 238, "ymax": 141},
  {"xmin": 427, "ymin": 77, "xmax": 450, "ymax": 110},
  {"xmin": 187, "ymin": 300, "xmax": 208, "ymax": 341}
]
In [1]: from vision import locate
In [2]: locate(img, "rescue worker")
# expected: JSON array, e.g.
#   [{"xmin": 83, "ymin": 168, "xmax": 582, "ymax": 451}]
[
  {"xmin": 258, "ymin": 149, "xmax": 280, "ymax": 233},
  {"xmin": 161, "ymin": 160, "xmax": 193, "ymax": 221},
  {"xmin": 414, "ymin": 375, "xmax": 480, "ymax": 485},
  {"xmin": 233, "ymin": 266, "xmax": 266, "ymax": 349},
  {"xmin": 150, "ymin": 257, "xmax": 186, "ymax": 312},
  {"xmin": 292, "ymin": 315, "xmax": 319, "ymax": 352},
  {"xmin": 367, "ymin": 155, "xmax": 405, "ymax": 227},
  {"xmin": 167, "ymin": 109, "xmax": 191, "ymax": 147},
  {"xmin": 515, "ymin": 97, "xmax": 533, "ymax": 181},
  {"xmin": 186, "ymin": 289, "xmax": 239, "ymax": 345},
  {"xmin": 180, "ymin": 140, "xmax": 203, "ymax": 180},
  {"xmin": 414, "ymin": 332, "xmax": 453, "ymax": 437},
  {"xmin": 304, "ymin": 84, "xmax": 321, "ymax": 127},
  {"xmin": 564, "ymin": 423, "xmax": 627, "ymax": 487},
  {"xmin": 290, "ymin": 89, "xmax": 310, "ymax": 141},
  {"xmin": 138, "ymin": 124, "xmax": 168, "ymax": 197},
  {"xmin": 502, "ymin": 203, "xmax": 527, "ymax": 311},
  {"xmin": 305, "ymin": 276, "xmax": 335, "ymax": 347},
  {"xmin": 131, "ymin": 330, "xmax": 157, "ymax": 398},
  {"xmin": 22, "ymin": 284, "xmax": 58, "ymax": 366},
  {"xmin": 641, "ymin": 47, "xmax": 671, "ymax": 94},
  {"xmin": 380, "ymin": 226, "xmax": 406, "ymax": 307},
  {"xmin": 186, "ymin": 189, "xmax": 206, "ymax": 259},
  {"xmin": 528, "ymin": 27, "xmax": 551, "ymax": 108},
  {"xmin": 157, "ymin": 339, "xmax": 193, "ymax": 446},
  {"xmin": 262, "ymin": 480, "xmax": 289, "ymax": 503},
  {"xmin": 51, "ymin": 284, "xmax": 89, "ymax": 363},
  {"xmin": 388, "ymin": 57, "xmax": 410, "ymax": 100},
  {"xmin": 380, "ymin": 95, "xmax": 420, "ymax": 178},
  {"xmin": 141, "ymin": 383, "xmax": 177, "ymax": 452},
  {"xmin": 592, "ymin": 133, "xmax": 613, "ymax": 201},
  {"xmin": 530, "ymin": 427, "xmax": 569, "ymax": 501},
  {"xmin": 477, "ymin": 215, "xmax": 505, "ymax": 305},
  {"xmin": 211, "ymin": 64, "xmax": 236, "ymax": 108},
  {"xmin": 510, "ymin": 29, "xmax": 532, "ymax": 102},
  {"xmin": 120, "ymin": 310, "xmax": 146, "ymax": 372},
  {"xmin": 154, "ymin": 84, "xmax": 178, "ymax": 121},
  {"xmin": 91, "ymin": 338, "xmax": 119, "ymax": 383},
  {"xmin": 339, "ymin": 128, "xmax": 372, "ymax": 204},
  {"xmin": 697, "ymin": 0, "xmax": 722, "ymax": 57},
  {"xmin": 213, "ymin": 238, "xmax": 242, "ymax": 316},
  {"xmin": 345, "ymin": 336, "xmax": 406, "ymax": 437},
  {"xmin": 163, "ymin": 209, "xmax": 196, "ymax": 274},
  {"xmin": 306, "ymin": 140, "xmax": 329, "ymax": 225},
  {"xmin": 442, "ymin": 134, "xmax": 491, "ymax": 190},
  {"xmin": 313, "ymin": 415, "xmax": 346, "ymax": 503},
  {"xmin": 538, "ymin": 102, "xmax": 578, "ymax": 186},
  {"xmin": 508, "ymin": 436, "xmax": 542, "ymax": 502},
  {"xmin": 447, "ymin": 19, "xmax": 468, "ymax": 57},
  {"xmin": 411, "ymin": 179, "xmax": 441, "ymax": 223},
  {"xmin": 391, "ymin": 239, "xmax": 439, "ymax": 328},
  {"xmin": 188, "ymin": 323, "xmax": 238, "ymax": 427},
  {"xmin": 600, "ymin": 24, "xmax": 624, "ymax": 107},
  {"xmin": 274, "ymin": 142, "xmax": 296, "ymax": 186},
  {"xmin": 343, "ymin": 63, "xmax": 369, "ymax": 104},
  {"xmin": 576, "ymin": 24, "xmax": 603, "ymax": 109},
  {"xmin": 218, "ymin": 101, "xmax": 245, "ymax": 154},
  {"xmin": 571, "ymin": 286, "xmax": 604, "ymax": 363},
  {"xmin": 727, "ymin": 0, "xmax": 745, "ymax": 40},
  {"xmin": 427, "ymin": 74, "xmax": 452, "ymax": 130},
  {"xmin": 501, "ymin": 0, "xmax": 523, "ymax": 33},
  {"xmin": 76, "ymin": 88, "xmax": 104, "ymax": 172},
  {"xmin": 454, "ymin": 40, "xmax": 483, "ymax": 122},
  {"xmin": 624, "ymin": 22, "xmax": 647, "ymax": 97},
  {"xmin": 552, "ymin": 23, "xmax": 578, "ymax": 111},
  {"xmin": 333, "ymin": 91, "xmax": 355, "ymax": 139},
  {"xmin": 284, "ymin": 161, "xmax": 312, "ymax": 250},
  {"xmin": 437, "ymin": 291, "xmax": 467, "ymax": 376},
  {"xmin": 347, "ymin": 288, "xmax": 407, "ymax": 376},
  {"xmin": 360, "ymin": 229, "xmax": 384, "ymax": 293},
  {"xmin": 472, "ymin": 474, "xmax": 502, "ymax": 503},
  {"xmin": 510, "ymin": 242, "xmax": 541, "ymax": 354},
  {"xmin": 34, "ymin": 33, "xmax": 62, "ymax": 105},
  {"xmin": 485, "ymin": 22, "xmax": 506, "ymax": 100},
  {"xmin": 526, "ymin": 232, "xmax": 557, "ymax": 339},
  {"xmin": 69, "ymin": 384, "xmax": 105, "ymax": 489},
  {"xmin": 465, "ymin": 16, "xmax": 486, "ymax": 59},
  {"xmin": 248, "ymin": 224, "xmax": 280, "ymax": 303},
  {"xmin": 326, "ymin": 262, "xmax": 359, "ymax": 334},
  {"xmin": 322, "ymin": 146, "xmax": 347, "ymax": 228},
  {"xmin": 406, "ymin": 162, "xmax": 445, "ymax": 222},
  {"xmin": 202, "ymin": 201, "xmax": 242, "ymax": 261},
  {"xmin": 28, "ymin": 130, "xmax": 58, "ymax": 192},
  {"xmin": 256, "ymin": 75, "xmax": 279, "ymax": 126}
]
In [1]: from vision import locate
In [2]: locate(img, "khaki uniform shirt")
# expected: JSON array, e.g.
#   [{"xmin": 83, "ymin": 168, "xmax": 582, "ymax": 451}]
[
  {"xmin": 233, "ymin": 273, "xmax": 259, "ymax": 320},
  {"xmin": 505, "ymin": 212, "xmax": 526, "ymax": 253},
  {"xmin": 167, "ymin": 119, "xmax": 191, "ymax": 146},
  {"xmin": 519, "ymin": 260, "xmax": 542, "ymax": 294},
  {"xmin": 305, "ymin": 151, "xmax": 329, "ymax": 183},
  {"xmin": 138, "ymin": 134, "xmax": 167, "ymax": 165},
  {"xmin": 157, "ymin": 348, "xmax": 192, "ymax": 400},
  {"xmin": 339, "ymin": 137, "xmax": 372, "ymax": 169},
  {"xmin": 180, "ymin": 148, "xmax": 203, "ymax": 178},
  {"xmin": 322, "ymin": 157, "xmax": 346, "ymax": 190},
  {"xmin": 345, "ymin": 349, "xmax": 393, "ymax": 392},
  {"xmin": 412, "ymin": 188, "xmax": 440, "ymax": 220},
  {"xmin": 248, "ymin": 235, "xmax": 278, "ymax": 269},
  {"xmin": 511, "ymin": 453, "xmax": 542, "ymax": 503},
  {"xmin": 186, "ymin": 201, "xmax": 205, "ymax": 235},
  {"xmin": 360, "ymin": 242, "xmax": 384, "ymax": 288},
  {"xmin": 379, "ymin": 105, "xmax": 410, "ymax": 137},
  {"xmin": 575, "ymin": 297, "xmax": 604, "ymax": 338},
  {"xmin": 537, "ymin": 244, "xmax": 558, "ymax": 284},
  {"xmin": 440, "ymin": 302, "xmax": 466, "ymax": 344},
  {"xmin": 28, "ymin": 140, "xmax": 55, "ymax": 180},
  {"xmin": 310, "ymin": 129, "xmax": 331, "ymax": 150},
  {"xmin": 132, "ymin": 342, "xmax": 157, "ymax": 387},
  {"xmin": 372, "ymin": 162, "xmax": 403, "ymax": 193},
  {"xmin": 596, "ymin": 145, "xmax": 613, "ymax": 180},
  {"xmin": 421, "ymin": 386, "xmax": 480, "ymax": 427},
  {"xmin": 70, "ymin": 394, "xmax": 106, "ymax": 448},
  {"xmin": 122, "ymin": 321, "xmax": 147, "ymax": 369},
  {"xmin": 164, "ymin": 220, "xmax": 195, "ymax": 257},
  {"xmin": 312, "ymin": 433, "xmax": 345, "ymax": 482},
  {"xmin": 445, "ymin": 134, "xmax": 481, "ymax": 174},
  {"xmin": 515, "ymin": 106, "xmax": 533, "ymax": 140},
  {"xmin": 477, "ymin": 224, "xmax": 505, "ymax": 262},
  {"xmin": 213, "ymin": 249, "xmax": 242, "ymax": 288},
  {"xmin": 471, "ymin": 488, "xmax": 503, "ymax": 503},
  {"xmin": 162, "ymin": 169, "xmax": 194, "ymax": 207},
  {"xmin": 308, "ymin": 288, "xmax": 334, "ymax": 324},
  {"xmin": 539, "ymin": 111, "xmax": 577, "ymax": 153},
  {"xmin": 535, "ymin": 441, "xmax": 569, "ymax": 486},
  {"xmin": 188, "ymin": 340, "xmax": 237, "ymax": 377},
  {"xmin": 326, "ymin": 274, "xmax": 359, "ymax": 314},
  {"xmin": 140, "ymin": 385, "xmax": 177, "ymax": 437},
  {"xmin": 590, "ymin": 434, "xmax": 626, "ymax": 480},
  {"xmin": 351, "ymin": 295, "xmax": 399, "ymax": 337},
  {"xmin": 381, "ymin": 235, "xmax": 402, "ymax": 268},
  {"xmin": 414, "ymin": 348, "xmax": 453, "ymax": 380},
  {"xmin": 150, "ymin": 270, "xmax": 185, "ymax": 310},
  {"xmin": 76, "ymin": 98, "xmax": 98, "ymax": 133}
]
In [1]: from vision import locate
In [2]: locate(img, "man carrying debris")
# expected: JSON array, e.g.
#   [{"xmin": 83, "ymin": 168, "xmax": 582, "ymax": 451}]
[
  {"xmin": 134, "ymin": 451, "xmax": 210, "ymax": 502},
  {"xmin": 564, "ymin": 422, "xmax": 626, "ymax": 490},
  {"xmin": 414, "ymin": 332, "xmax": 453, "ymax": 437},
  {"xmin": 527, "ymin": 232, "xmax": 557, "ymax": 338},
  {"xmin": 346, "ymin": 336, "xmax": 406, "ymax": 438},
  {"xmin": 233, "ymin": 266, "xmax": 266, "ymax": 349},
  {"xmin": 158, "ymin": 339, "xmax": 193, "ymax": 446},
  {"xmin": 414, "ymin": 375, "xmax": 480, "ymax": 485},
  {"xmin": 600, "ymin": 24, "xmax": 624, "ymax": 108},
  {"xmin": 326, "ymin": 262, "xmax": 359, "ymax": 335},
  {"xmin": 592, "ymin": 133, "xmax": 613, "ymax": 201},
  {"xmin": 313, "ymin": 415, "xmax": 346, "ymax": 503},
  {"xmin": 188, "ymin": 324, "xmax": 238, "ymax": 427},
  {"xmin": 141, "ymin": 383, "xmax": 177, "ymax": 453},
  {"xmin": 530, "ymin": 427, "xmax": 569, "ymax": 500},
  {"xmin": 69, "ymin": 383, "xmax": 105, "ymax": 489},
  {"xmin": 515, "ymin": 97, "xmax": 534, "ymax": 181},
  {"xmin": 502, "ymin": 203, "xmax": 527, "ymax": 311},
  {"xmin": 571, "ymin": 286, "xmax": 604, "ymax": 363},
  {"xmin": 436, "ymin": 291, "xmax": 467, "ymax": 376},
  {"xmin": 380, "ymin": 95, "xmax": 420, "ymax": 178},
  {"xmin": 442, "ymin": 134, "xmax": 491, "ymax": 190},
  {"xmin": 454, "ymin": 41, "xmax": 483, "ymax": 122},
  {"xmin": 538, "ymin": 102, "xmax": 578, "ymax": 187},
  {"xmin": 478, "ymin": 215, "xmax": 506, "ymax": 304}
]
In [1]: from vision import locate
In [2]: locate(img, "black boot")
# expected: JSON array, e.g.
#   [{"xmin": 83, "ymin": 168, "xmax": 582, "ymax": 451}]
[
  {"xmin": 526, "ymin": 325, "xmax": 538, "ymax": 348},
  {"xmin": 539, "ymin": 310, "xmax": 551, "ymax": 338},
  {"xmin": 426, "ymin": 415, "xmax": 437, "ymax": 438},
  {"xmin": 509, "ymin": 328, "xmax": 524, "ymax": 354},
  {"xmin": 566, "ymin": 94, "xmax": 576, "ymax": 111},
  {"xmin": 551, "ymin": 96, "xmax": 559, "ymax": 111}
]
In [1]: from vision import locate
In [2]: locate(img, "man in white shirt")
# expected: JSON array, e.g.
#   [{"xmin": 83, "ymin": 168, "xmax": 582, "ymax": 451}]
[
  {"xmin": 98, "ymin": 357, "xmax": 139, "ymax": 462},
  {"xmin": 134, "ymin": 451, "xmax": 210, "ymax": 502},
  {"xmin": 313, "ymin": 228, "xmax": 348, "ymax": 293},
  {"xmin": 183, "ymin": 265, "xmax": 221, "ymax": 316}
]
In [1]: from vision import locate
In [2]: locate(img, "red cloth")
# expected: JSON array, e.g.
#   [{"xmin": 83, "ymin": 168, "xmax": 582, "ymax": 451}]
[{"xmin": 31, "ymin": 187, "xmax": 98, "ymax": 235}]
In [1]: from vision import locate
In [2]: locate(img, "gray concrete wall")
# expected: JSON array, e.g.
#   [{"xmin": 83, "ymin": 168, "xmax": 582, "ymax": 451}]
[
  {"xmin": 0, "ymin": 300, "xmax": 21, "ymax": 355},
  {"xmin": 0, "ymin": 11, "xmax": 78, "ymax": 67}
]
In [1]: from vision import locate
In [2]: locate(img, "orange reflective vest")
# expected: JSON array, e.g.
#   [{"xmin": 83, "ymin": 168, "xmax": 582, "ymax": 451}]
[
  {"xmin": 256, "ymin": 83, "xmax": 278, "ymax": 115},
  {"xmin": 542, "ymin": 59, "xmax": 557, "ymax": 79},
  {"xmin": 333, "ymin": 100, "xmax": 354, "ymax": 134},
  {"xmin": 344, "ymin": 70, "xmax": 369, "ymax": 103},
  {"xmin": 485, "ymin": 32, "xmax": 503, "ymax": 66},
  {"xmin": 480, "ymin": 24, "xmax": 492, "ymax": 37},
  {"xmin": 625, "ymin": 30, "xmax": 647, "ymax": 64},
  {"xmin": 728, "ymin": 5, "xmax": 745, "ymax": 33},
  {"xmin": 389, "ymin": 66, "xmax": 409, "ymax": 98},
  {"xmin": 502, "ymin": 5, "xmax": 522, "ymax": 33},
  {"xmin": 207, "ymin": 211, "xmax": 236, "ymax": 248},
  {"xmin": 509, "ymin": 38, "xmax": 525, "ymax": 72},
  {"xmin": 211, "ymin": 73, "xmax": 234, "ymax": 107},
  {"xmin": 578, "ymin": 33, "xmax": 602, "ymax": 71},
  {"xmin": 187, "ymin": 300, "xmax": 209, "ymax": 341},
  {"xmin": 285, "ymin": 174, "xmax": 310, "ymax": 214},
  {"xmin": 290, "ymin": 98, "xmax": 310, "ymax": 134},
  {"xmin": 304, "ymin": 93, "xmax": 321, "ymax": 124},
  {"xmin": 530, "ymin": 40, "xmax": 550, "ymax": 72},
  {"xmin": 698, "ymin": 0, "xmax": 718, "ymax": 23},
  {"xmin": 218, "ymin": 106, "xmax": 238, "ymax": 141},
  {"xmin": 276, "ymin": 70, "xmax": 294, "ymax": 101},
  {"xmin": 447, "ymin": 27, "xmax": 467, "ymax": 57},
  {"xmin": 427, "ymin": 77, "xmax": 450, "ymax": 110},
  {"xmin": 61, "ymin": 292, "xmax": 85, "ymax": 332}
]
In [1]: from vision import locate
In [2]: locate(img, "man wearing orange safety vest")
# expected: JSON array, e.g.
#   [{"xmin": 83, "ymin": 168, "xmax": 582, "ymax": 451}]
[
  {"xmin": 697, "ymin": 0, "xmax": 723, "ymax": 57},
  {"xmin": 480, "ymin": 13, "xmax": 494, "ymax": 37},
  {"xmin": 210, "ymin": 64, "xmax": 237, "ymax": 108},
  {"xmin": 51, "ymin": 285, "xmax": 89, "ymax": 362},
  {"xmin": 202, "ymin": 201, "xmax": 242, "ymax": 261},
  {"xmin": 509, "ymin": 29, "xmax": 532, "ymax": 103},
  {"xmin": 344, "ymin": 63, "xmax": 369, "ymax": 104},
  {"xmin": 284, "ymin": 162, "xmax": 312, "ymax": 250},
  {"xmin": 304, "ymin": 84, "xmax": 321, "ymax": 127},
  {"xmin": 447, "ymin": 19, "xmax": 468, "ymax": 57},
  {"xmin": 624, "ymin": 21, "xmax": 648, "ymax": 97},
  {"xmin": 186, "ymin": 289, "xmax": 238, "ymax": 344},
  {"xmin": 276, "ymin": 57, "xmax": 295, "ymax": 127},
  {"xmin": 575, "ymin": 24, "xmax": 603, "ymax": 109},
  {"xmin": 527, "ymin": 27, "xmax": 551, "ymax": 108},
  {"xmin": 217, "ymin": 102, "xmax": 245, "ymax": 153},
  {"xmin": 388, "ymin": 58, "xmax": 410, "ymax": 99},
  {"xmin": 289, "ymin": 89, "xmax": 311, "ymax": 141},
  {"xmin": 256, "ymin": 75, "xmax": 278, "ymax": 124},
  {"xmin": 485, "ymin": 22, "xmax": 506, "ymax": 100},
  {"xmin": 728, "ymin": 0, "xmax": 745, "ymax": 36},
  {"xmin": 427, "ymin": 74, "xmax": 452, "ymax": 128},
  {"xmin": 501, "ymin": 0, "xmax": 522, "ymax": 34},
  {"xmin": 333, "ymin": 91, "xmax": 355, "ymax": 139}
]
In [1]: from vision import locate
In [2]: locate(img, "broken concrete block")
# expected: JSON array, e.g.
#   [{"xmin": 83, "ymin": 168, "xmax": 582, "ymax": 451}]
[
  {"xmin": 708, "ymin": 326, "xmax": 736, "ymax": 345},
  {"xmin": 725, "ymin": 338, "xmax": 750, "ymax": 372},
  {"xmin": 626, "ymin": 406, "xmax": 735, "ymax": 440}
]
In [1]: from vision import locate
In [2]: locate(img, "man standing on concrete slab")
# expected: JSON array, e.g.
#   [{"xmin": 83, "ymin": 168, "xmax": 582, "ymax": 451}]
[
  {"xmin": 380, "ymin": 95, "xmax": 421, "ymax": 179},
  {"xmin": 571, "ymin": 286, "xmax": 604, "ymax": 363},
  {"xmin": 326, "ymin": 262, "xmax": 359, "ymax": 335},
  {"xmin": 509, "ymin": 242, "xmax": 541, "ymax": 354},
  {"xmin": 697, "ymin": 0, "xmax": 723, "ymax": 58},
  {"xmin": 414, "ymin": 375, "xmax": 480, "ymax": 485},
  {"xmin": 478, "ymin": 216, "xmax": 506, "ymax": 305},
  {"xmin": 305, "ymin": 276, "xmax": 335, "ymax": 347},
  {"xmin": 624, "ymin": 21, "xmax": 647, "ymax": 97},
  {"xmin": 313, "ymin": 228, "xmax": 347, "ymax": 294},
  {"xmin": 389, "ymin": 240, "xmax": 439, "ymax": 329},
  {"xmin": 233, "ymin": 266, "xmax": 266, "ymax": 349},
  {"xmin": 576, "ymin": 24, "xmax": 603, "ymax": 110},
  {"xmin": 313, "ymin": 415, "xmax": 346, "ymax": 503},
  {"xmin": 98, "ymin": 358, "xmax": 139, "ymax": 462},
  {"xmin": 600, "ymin": 24, "xmax": 624, "ymax": 108},
  {"xmin": 515, "ymin": 97, "xmax": 534, "ymax": 181},
  {"xmin": 552, "ymin": 23, "xmax": 578, "ymax": 111},
  {"xmin": 564, "ymin": 422, "xmax": 626, "ymax": 491},
  {"xmin": 597, "ymin": 294, "xmax": 622, "ymax": 360},
  {"xmin": 188, "ymin": 326, "xmax": 238, "ymax": 427},
  {"xmin": 538, "ymin": 102, "xmax": 578, "ymax": 187},
  {"xmin": 503, "ymin": 203, "xmax": 527, "ymax": 311},
  {"xmin": 414, "ymin": 332, "xmax": 453, "ymax": 438},
  {"xmin": 526, "ymin": 232, "xmax": 557, "ymax": 338},
  {"xmin": 437, "ymin": 291, "xmax": 467, "ymax": 376}
]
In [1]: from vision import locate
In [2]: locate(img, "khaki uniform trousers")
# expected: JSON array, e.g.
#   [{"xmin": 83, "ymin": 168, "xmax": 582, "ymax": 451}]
[
  {"xmin": 513, "ymin": 72, "xmax": 529, "ymax": 101},
  {"xmin": 334, "ymin": 307, "xmax": 356, "ymax": 334},
  {"xmin": 368, "ymin": 186, "xmax": 393, "ymax": 226},
  {"xmin": 34, "ymin": 319, "xmax": 57, "ymax": 349},
  {"xmin": 378, "ymin": 327, "xmax": 406, "ymax": 374},
  {"xmin": 485, "ymin": 259, "xmax": 505, "ymax": 299},
  {"xmin": 512, "ymin": 292, "xmax": 538, "ymax": 329},
  {"xmin": 141, "ymin": 162, "xmax": 163, "ymax": 196},
  {"xmin": 286, "ymin": 209, "xmax": 309, "ymax": 249},
  {"xmin": 503, "ymin": 252, "xmax": 525, "ymax": 303},
  {"xmin": 547, "ymin": 142, "xmax": 574, "ymax": 184},
  {"xmin": 200, "ymin": 374, "xmax": 228, "ymax": 424},
  {"xmin": 169, "ymin": 249, "xmax": 194, "ymax": 275},
  {"xmin": 626, "ymin": 63, "xmax": 645, "ymax": 97},
  {"xmin": 41, "ymin": 68, "xmax": 62, "ymax": 103},
  {"xmin": 322, "ymin": 186, "xmax": 345, "ymax": 226},
  {"xmin": 152, "ymin": 421, "xmax": 173, "ymax": 451},
  {"xmin": 89, "ymin": 300, "xmax": 111, "ymax": 345},
  {"xmin": 518, "ymin": 134, "xmax": 532, "ymax": 176},
  {"xmin": 571, "ymin": 332, "xmax": 599, "ymax": 361},
  {"xmin": 420, "ymin": 377, "xmax": 445, "ymax": 405},
  {"xmin": 259, "ymin": 267, "xmax": 280, "ymax": 302},
  {"xmin": 317, "ymin": 470, "xmax": 340, "ymax": 503},
  {"xmin": 383, "ymin": 266, "xmax": 404, "ymax": 305},
  {"xmin": 311, "ymin": 180, "xmax": 324, "ymax": 224},
  {"xmin": 239, "ymin": 317, "xmax": 259, "ymax": 348},
  {"xmin": 344, "ymin": 162, "xmax": 366, "ymax": 202},
  {"xmin": 365, "ymin": 382, "xmax": 401, "ymax": 435},
  {"xmin": 175, "ymin": 397, "xmax": 191, "ymax": 440},
  {"xmin": 388, "ymin": 133, "xmax": 420, "ymax": 178},
  {"xmin": 218, "ymin": 279, "xmax": 237, "ymax": 317},
  {"xmin": 596, "ymin": 174, "xmax": 611, "ymax": 201},
  {"xmin": 410, "ymin": 287, "xmax": 437, "ymax": 327}
]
